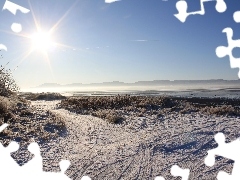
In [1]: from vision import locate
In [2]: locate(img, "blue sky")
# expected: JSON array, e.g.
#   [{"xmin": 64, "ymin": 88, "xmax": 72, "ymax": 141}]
[{"xmin": 0, "ymin": 0, "xmax": 240, "ymax": 88}]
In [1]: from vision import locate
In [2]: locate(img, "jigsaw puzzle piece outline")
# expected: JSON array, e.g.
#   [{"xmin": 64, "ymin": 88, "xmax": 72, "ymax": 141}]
[
  {"xmin": 0, "ymin": 123, "xmax": 8, "ymax": 132},
  {"xmin": 2, "ymin": 0, "xmax": 30, "ymax": 33},
  {"xmin": 215, "ymin": 9, "xmax": 240, "ymax": 78},
  {"xmin": 174, "ymin": 0, "xmax": 227, "ymax": 23},
  {"xmin": 233, "ymin": 11, "xmax": 240, "ymax": 23},
  {"xmin": 217, "ymin": 170, "xmax": 239, "ymax": 180},
  {"xmin": 154, "ymin": 164, "xmax": 190, "ymax": 180},
  {"xmin": 155, "ymin": 176, "xmax": 165, "ymax": 180},
  {"xmin": 41, "ymin": 160, "xmax": 91, "ymax": 179},
  {"xmin": 215, "ymin": 27, "xmax": 240, "ymax": 78},
  {"xmin": 0, "ymin": 124, "xmax": 24, "ymax": 179},
  {"xmin": 0, "ymin": 44, "xmax": 7, "ymax": 51},
  {"xmin": 205, "ymin": 132, "xmax": 240, "ymax": 179},
  {"xmin": 20, "ymin": 142, "xmax": 43, "ymax": 175},
  {"xmin": 2, "ymin": 0, "xmax": 30, "ymax": 15},
  {"xmin": 171, "ymin": 165, "xmax": 190, "ymax": 180},
  {"xmin": 11, "ymin": 23, "xmax": 22, "ymax": 33},
  {"xmin": 0, "ymin": 141, "xmax": 22, "ymax": 178}
]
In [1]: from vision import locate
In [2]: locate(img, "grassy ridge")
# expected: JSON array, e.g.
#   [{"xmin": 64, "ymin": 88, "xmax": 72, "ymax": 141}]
[{"xmin": 59, "ymin": 95, "xmax": 240, "ymax": 124}]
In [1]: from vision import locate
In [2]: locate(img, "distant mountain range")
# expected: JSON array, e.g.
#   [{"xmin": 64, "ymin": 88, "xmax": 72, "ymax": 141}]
[{"xmin": 36, "ymin": 79, "xmax": 240, "ymax": 88}]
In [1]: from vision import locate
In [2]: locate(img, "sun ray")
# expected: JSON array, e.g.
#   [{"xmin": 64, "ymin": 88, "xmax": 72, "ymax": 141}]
[
  {"xmin": 53, "ymin": 42, "xmax": 84, "ymax": 51},
  {"xmin": 49, "ymin": 0, "xmax": 80, "ymax": 34},
  {"xmin": 9, "ymin": 0, "xmax": 87, "ymax": 79},
  {"xmin": 0, "ymin": 29, "xmax": 31, "ymax": 39},
  {"xmin": 15, "ymin": 49, "xmax": 34, "ymax": 67},
  {"xmin": 27, "ymin": 0, "xmax": 41, "ymax": 33},
  {"xmin": 42, "ymin": 50, "xmax": 55, "ymax": 81},
  {"xmin": 30, "ymin": 31, "xmax": 54, "ymax": 51}
]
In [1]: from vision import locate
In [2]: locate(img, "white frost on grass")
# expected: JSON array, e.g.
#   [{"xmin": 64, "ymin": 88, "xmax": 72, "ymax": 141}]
[{"xmin": 29, "ymin": 100, "xmax": 240, "ymax": 179}]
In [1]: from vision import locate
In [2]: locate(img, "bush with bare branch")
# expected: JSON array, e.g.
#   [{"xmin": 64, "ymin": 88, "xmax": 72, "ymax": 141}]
[{"xmin": 0, "ymin": 65, "xmax": 19, "ymax": 97}]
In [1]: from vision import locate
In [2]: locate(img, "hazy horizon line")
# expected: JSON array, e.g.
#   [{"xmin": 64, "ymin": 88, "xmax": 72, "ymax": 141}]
[{"xmin": 39, "ymin": 79, "xmax": 240, "ymax": 85}]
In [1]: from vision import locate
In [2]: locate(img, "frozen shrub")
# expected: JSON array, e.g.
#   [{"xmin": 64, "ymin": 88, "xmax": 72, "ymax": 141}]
[
  {"xmin": 0, "ymin": 65, "xmax": 19, "ymax": 97},
  {"xmin": 0, "ymin": 98, "xmax": 15, "ymax": 122},
  {"xmin": 125, "ymin": 106, "xmax": 134, "ymax": 111},
  {"xmin": 23, "ymin": 93, "xmax": 66, "ymax": 101},
  {"xmin": 200, "ymin": 105, "xmax": 237, "ymax": 116},
  {"xmin": 0, "ymin": 100, "xmax": 8, "ymax": 115},
  {"xmin": 105, "ymin": 113, "xmax": 124, "ymax": 124},
  {"xmin": 138, "ymin": 112, "xmax": 144, "ymax": 117},
  {"xmin": 92, "ymin": 109, "xmax": 124, "ymax": 124},
  {"xmin": 19, "ymin": 109, "xmax": 34, "ymax": 117},
  {"xmin": 140, "ymin": 108, "xmax": 146, "ymax": 113},
  {"xmin": 59, "ymin": 95, "xmax": 240, "ymax": 124}
]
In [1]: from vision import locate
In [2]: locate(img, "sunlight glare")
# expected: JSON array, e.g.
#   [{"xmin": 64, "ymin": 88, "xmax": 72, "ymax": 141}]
[{"xmin": 31, "ymin": 32, "xmax": 54, "ymax": 51}]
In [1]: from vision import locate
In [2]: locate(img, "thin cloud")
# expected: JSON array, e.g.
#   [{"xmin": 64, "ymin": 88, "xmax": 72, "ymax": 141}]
[
  {"xmin": 132, "ymin": 40, "xmax": 148, "ymax": 42},
  {"xmin": 105, "ymin": 0, "xmax": 120, "ymax": 3},
  {"xmin": 130, "ymin": 39, "xmax": 159, "ymax": 42}
]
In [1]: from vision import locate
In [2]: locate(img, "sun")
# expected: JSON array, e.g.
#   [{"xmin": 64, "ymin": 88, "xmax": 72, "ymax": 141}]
[{"xmin": 30, "ymin": 31, "xmax": 55, "ymax": 51}]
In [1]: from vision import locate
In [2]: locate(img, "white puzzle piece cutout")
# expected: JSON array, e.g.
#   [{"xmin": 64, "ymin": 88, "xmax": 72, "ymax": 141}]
[
  {"xmin": 155, "ymin": 164, "xmax": 190, "ymax": 180},
  {"xmin": 205, "ymin": 133, "xmax": 240, "ymax": 180},
  {"xmin": 0, "ymin": 44, "xmax": 7, "ymax": 51},
  {"xmin": 171, "ymin": 165, "xmax": 190, "ymax": 180},
  {"xmin": 155, "ymin": 177, "xmax": 165, "ymax": 180},
  {"xmin": 216, "ymin": 11, "xmax": 240, "ymax": 78},
  {"xmin": 174, "ymin": 0, "xmax": 227, "ymax": 22},
  {"xmin": 2, "ymin": 0, "xmax": 30, "ymax": 15},
  {"xmin": 11, "ymin": 23, "xmax": 22, "ymax": 33},
  {"xmin": 2, "ymin": 0, "xmax": 30, "ymax": 33},
  {"xmin": 0, "ymin": 123, "xmax": 91, "ymax": 179}
]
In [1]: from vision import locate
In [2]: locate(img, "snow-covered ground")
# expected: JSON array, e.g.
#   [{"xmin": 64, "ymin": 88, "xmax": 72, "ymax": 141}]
[{"xmin": 30, "ymin": 100, "xmax": 239, "ymax": 179}]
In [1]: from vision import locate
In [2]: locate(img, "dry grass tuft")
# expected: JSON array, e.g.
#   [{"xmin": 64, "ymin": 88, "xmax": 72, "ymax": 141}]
[
  {"xmin": 20, "ymin": 92, "xmax": 66, "ymax": 101},
  {"xmin": 59, "ymin": 95, "xmax": 178, "ymax": 123},
  {"xmin": 59, "ymin": 95, "xmax": 240, "ymax": 122},
  {"xmin": 200, "ymin": 105, "xmax": 237, "ymax": 116}
]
